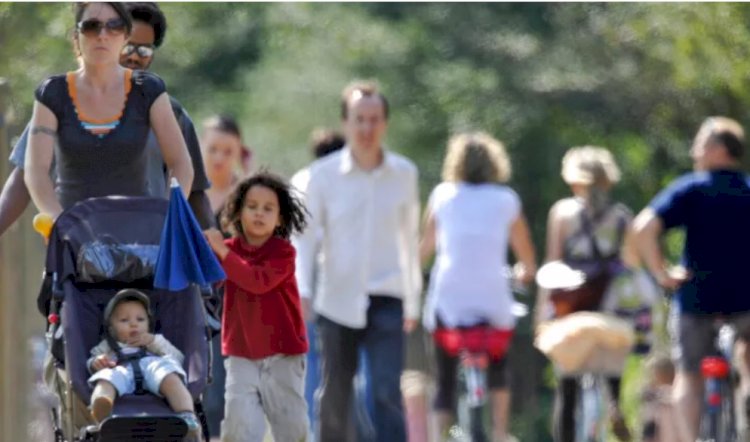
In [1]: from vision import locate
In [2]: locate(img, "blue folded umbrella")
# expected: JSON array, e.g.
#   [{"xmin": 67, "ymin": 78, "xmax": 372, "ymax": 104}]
[{"xmin": 154, "ymin": 179, "xmax": 226, "ymax": 291}]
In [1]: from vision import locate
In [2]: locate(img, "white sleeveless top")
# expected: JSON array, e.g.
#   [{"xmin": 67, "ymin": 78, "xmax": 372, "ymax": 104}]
[{"xmin": 423, "ymin": 182, "xmax": 520, "ymax": 331}]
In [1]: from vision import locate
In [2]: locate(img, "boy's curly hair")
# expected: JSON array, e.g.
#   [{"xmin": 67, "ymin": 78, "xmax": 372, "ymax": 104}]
[{"xmin": 221, "ymin": 171, "xmax": 308, "ymax": 240}]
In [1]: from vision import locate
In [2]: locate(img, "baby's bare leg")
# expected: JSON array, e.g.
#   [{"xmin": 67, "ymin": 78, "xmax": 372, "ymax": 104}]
[
  {"xmin": 160, "ymin": 373, "xmax": 194, "ymax": 412},
  {"xmin": 91, "ymin": 381, "xmax": 117, "ymax": 422}
]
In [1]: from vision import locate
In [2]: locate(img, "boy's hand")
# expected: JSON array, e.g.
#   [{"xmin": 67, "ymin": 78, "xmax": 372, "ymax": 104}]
[
  {"xmin": 204, "ymin": 228, "xmax": 229, "ymax": 260},
  {"xmin": 91, "ymin": 354, "xmax": 116, "ymax": 372},
  {"xmin": 129, "ymin": 332, "xmax": 155, "ymax": 348}
]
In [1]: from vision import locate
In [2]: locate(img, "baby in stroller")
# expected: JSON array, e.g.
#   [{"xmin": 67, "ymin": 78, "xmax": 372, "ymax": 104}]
[
  {"xmin": 87, "ymin": 289, "xmax": 200, "ymax": 437},
  {"xmin": 38, "ymin": 196, "xmax": 212, "ymax": 441}
]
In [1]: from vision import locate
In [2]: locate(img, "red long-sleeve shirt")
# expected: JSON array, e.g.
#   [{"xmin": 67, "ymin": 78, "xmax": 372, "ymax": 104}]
[{"xmin": 220, "ymin": 236, "xmax": 308, "ymax": 360}]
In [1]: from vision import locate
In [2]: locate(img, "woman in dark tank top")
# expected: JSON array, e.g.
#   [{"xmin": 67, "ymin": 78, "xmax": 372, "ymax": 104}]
[
  {"xmin": 25, "ymin": 2, "xmax": 194, "ymax": 218},
  {"xmin": 538, "ymin": 146, "xmax": 637, "ymax": 442}
]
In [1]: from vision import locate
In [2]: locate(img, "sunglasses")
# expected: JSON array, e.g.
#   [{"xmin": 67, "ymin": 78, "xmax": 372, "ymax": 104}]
[
  {"xmin": 77, "ymin": 18, "xmax": 127, "ymax": 37},
  {"xmin": 121, "ymin": 43, "xmax": 155, "ymax": 58}
]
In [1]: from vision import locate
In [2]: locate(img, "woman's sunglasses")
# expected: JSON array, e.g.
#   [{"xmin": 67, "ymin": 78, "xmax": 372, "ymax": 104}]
[
  {"xmin": 77, "ymin": 18, "xmax": 127, "ymax": 37},
  {"xmin": 121, "ymin": 43, "xmax": 155, "ymax": 58}
]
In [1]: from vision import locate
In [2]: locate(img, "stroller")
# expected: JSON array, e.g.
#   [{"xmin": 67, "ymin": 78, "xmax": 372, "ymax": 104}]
[{"xmin": 37, "ymin": 196, "xmax": 214, "ymax": 441}]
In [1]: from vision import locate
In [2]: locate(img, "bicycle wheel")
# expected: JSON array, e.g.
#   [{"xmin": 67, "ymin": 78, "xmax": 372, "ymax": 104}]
[
  {"xmin": 720, "ymin": 377, "xmax": 738, "ymax": 441},
  {"xmin": 456, "ymin": 363, "xmax": 489, "ymax": 442},
  {"xmin": 575, "ymin": 374, "xmax": 606, "ymax": 442},
  {"xmin": 700, "ymin": 377, "xmax": 737, "ymax": 442}
]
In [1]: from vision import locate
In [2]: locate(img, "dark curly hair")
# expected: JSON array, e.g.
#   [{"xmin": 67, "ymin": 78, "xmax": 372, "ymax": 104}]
[
  {"xmin": 309, "ymin": 128, "xmax": 345, "ymax": 159},
  {"xmin": 125, "ymin": 2, "xmax": 167, "ymax": 48},
  {"xmin": 221, "ymin": 172, "xmax": 308, "ymax": 240}
]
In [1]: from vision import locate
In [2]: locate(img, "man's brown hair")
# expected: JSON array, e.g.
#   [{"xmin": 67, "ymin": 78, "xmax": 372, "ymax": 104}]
[{"xmin": 340, "ymin": 80, "xmax": 389, "ymax": 121}]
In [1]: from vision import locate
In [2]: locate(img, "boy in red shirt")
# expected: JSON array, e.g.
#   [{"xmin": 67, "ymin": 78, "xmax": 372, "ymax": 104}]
[{"xmin": 205, "ymin": 172, "xmax": 309, "ymax": 442}]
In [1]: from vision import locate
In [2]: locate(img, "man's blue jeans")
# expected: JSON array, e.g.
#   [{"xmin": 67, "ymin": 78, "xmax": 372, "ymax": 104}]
[
  {"xmin": 316, "ymin": 296, "xmax": 406, "ymax": 442},
  {"xmin": 305, "ymin": 320, "xmax": 321, "ymax": 426},
  {"xmin": 306, "ymin": 321, "xmax": 375, "ymax": 441}
]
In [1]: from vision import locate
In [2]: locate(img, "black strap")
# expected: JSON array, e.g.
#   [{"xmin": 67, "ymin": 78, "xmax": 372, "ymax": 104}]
[
  {"xmin": 126, "ymin": 350, "xmax": 148, "ymax": 395},
  {"xmin": 578, "ymin": 204, "xmax": 626, "ymax": 263},
  {"xmin": 105, "ymin": 334, "xmax": 149, "ymax": 395},
  {"xmin": 579, "ymin": 209, "xmax": 605, "ymax": 262}
]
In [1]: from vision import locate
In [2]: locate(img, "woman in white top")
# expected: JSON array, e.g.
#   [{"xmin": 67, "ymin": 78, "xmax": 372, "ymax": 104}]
[{"xmin": 420, "ymin": 132, "xmax": 536, "ymax": 442}]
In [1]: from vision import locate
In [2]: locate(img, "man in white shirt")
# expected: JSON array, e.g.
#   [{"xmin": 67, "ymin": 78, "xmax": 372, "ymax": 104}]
[{"xmin": 294, "ymin": 81, "xmax": 421, "ymax": 442}]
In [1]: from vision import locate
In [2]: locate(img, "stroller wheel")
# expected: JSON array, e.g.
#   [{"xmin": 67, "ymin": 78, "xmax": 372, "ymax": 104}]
[
  {"xmin": 78, "ymin": 424, "xmax": 99, "ymax": 441},
  {"xmin": 54, "ymin": 429, "xmax": 66, "ymax": 442}
]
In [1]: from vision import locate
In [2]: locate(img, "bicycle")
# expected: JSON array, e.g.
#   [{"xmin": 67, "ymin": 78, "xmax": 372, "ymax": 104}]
[
  {"xmin": 433, "ymin": 283, "xmax": 528, "ymax": 442},
  {"xmin": 698, "ymin": 320, "xmax": 737, "ymax": 442},
  {"xmin": 574, "ymin": 365, "xmax": 608, "ymax": 442},
  {"xmin": 535, "ymin": 261, "xmax": 634, "ymax": 442},
  {"xmin": 434, "ymin": 323, "xmax": 513, "ymax": 442}
]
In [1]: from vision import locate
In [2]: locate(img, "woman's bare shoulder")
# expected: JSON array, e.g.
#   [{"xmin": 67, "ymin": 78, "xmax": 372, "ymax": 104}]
[{"xmin": 549, "ymin": 197, "xmax": 583, "ymax": 221}]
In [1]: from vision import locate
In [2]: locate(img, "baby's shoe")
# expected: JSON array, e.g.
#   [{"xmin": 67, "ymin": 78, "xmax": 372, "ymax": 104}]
[
  {"xmin": 90, "ymin": 395, "xmax": 113, "ymax": 423},
  {"xmin": 177, "ymin": 411, "xmax": 202, "ymax": 441}
]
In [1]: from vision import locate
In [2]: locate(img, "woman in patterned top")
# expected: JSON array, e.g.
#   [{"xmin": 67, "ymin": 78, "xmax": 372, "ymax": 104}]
[
  {"xmin": 25, "ymin": 2, "xmax": 193, "ymax": 218},
  {"xmin": 538, "ymin": 146, "xmax": 637, "ymax": 442}
]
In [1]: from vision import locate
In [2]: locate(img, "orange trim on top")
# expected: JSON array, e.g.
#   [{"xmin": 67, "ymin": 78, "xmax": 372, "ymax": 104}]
[{"xmin": 67, "ymin": 69, "xmax": 133, "ymax": 125}]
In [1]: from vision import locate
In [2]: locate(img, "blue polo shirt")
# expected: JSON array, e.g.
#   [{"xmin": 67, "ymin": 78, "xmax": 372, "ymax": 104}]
[{"xmin": 650, "ymin": 169, "xmax": 750, "ymax": 314}]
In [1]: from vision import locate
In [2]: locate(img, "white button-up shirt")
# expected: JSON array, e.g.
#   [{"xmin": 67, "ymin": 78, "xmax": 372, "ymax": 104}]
[{"xmin": 293, "ymin": 146, "xmax": 422, "ymax": 329}]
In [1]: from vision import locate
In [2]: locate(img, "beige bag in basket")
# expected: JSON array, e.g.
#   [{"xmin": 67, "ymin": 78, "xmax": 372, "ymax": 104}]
[{"xmin": 535, "ymin": 312, "xmax": 635, "ymax": 374}]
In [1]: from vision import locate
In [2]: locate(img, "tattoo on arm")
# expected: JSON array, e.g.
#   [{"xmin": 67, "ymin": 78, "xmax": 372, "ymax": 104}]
[{"xmin": 31, "ymin": 126, "xmax": 57, "ymax": 138}]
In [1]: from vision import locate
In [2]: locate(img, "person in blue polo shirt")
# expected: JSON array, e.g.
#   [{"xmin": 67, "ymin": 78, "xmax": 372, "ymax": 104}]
[{"xmin": 634, "ymin": 116, "xmax": 750, "ymax": 442}]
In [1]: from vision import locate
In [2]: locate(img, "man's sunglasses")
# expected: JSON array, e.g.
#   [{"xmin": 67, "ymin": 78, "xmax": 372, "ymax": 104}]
[
  {"xmin": 121, "ymin": 43, "xmax": 155, "ymax": 58},
  {"xmin": 77, "ymin": 18, "xmax": 128, "ymax": 37}
]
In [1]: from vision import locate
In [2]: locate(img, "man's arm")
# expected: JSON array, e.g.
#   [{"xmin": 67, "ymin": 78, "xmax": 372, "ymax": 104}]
[
  {"xmin": 1, "ymin": 123, "xmax": 36, "ymax": 237},
  {"xmin": 150, "ymin": 93, "xmax": 193, "ymax": 199},
  {"xmin": 0, "ymin": 167, "xmax": 31, "ymax": 237},
  {"xmin": 292, "ymin": 169, "xmax": 324, "ymax": 303},
  {"xmin": 188, "ymin": 190, "xmax": 215, "ymax": 229},
  {"xmin": 633, "ymin": 208, "xmax": 687, "ymax": 289},
  {"xmin": 173, "ymin": 100, "xmax": 213, "ymax": 228}
]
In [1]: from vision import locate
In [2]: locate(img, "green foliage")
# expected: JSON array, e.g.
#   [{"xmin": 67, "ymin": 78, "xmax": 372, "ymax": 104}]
[
  {"xmin": 0, "ymin": 3, "xmax": 75, "ymax": 123},
  {"xmin": 4, "ymin": 5, "xmax": 748, "ymax": 437}
]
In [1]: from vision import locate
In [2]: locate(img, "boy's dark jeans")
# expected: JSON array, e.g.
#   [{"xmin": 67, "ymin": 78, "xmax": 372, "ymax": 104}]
[{"xmin": 316, "ymin": 295, "xmax": 406, "ymax": 442}]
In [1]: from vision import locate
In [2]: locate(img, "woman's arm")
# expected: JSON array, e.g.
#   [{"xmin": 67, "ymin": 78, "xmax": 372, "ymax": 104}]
[
  {"xmin": 419, "ymin": 206, "xmax": 436, "ymax": 266},
  {"xmin": 509, "ymin": 213, "xmax": 537, "ymax": 284},
  {"xmin": 24, "ymin": 101, "xmax": 63, "ymax": 218},
  {"xmin": 544, "ymin": 201, "xmax": 567, "ymax": 263},
  {"xmin": 150, "ymin": 93, "xmax": 193, "ymax": 198},
  {"xmin": 534, "ymin": 201, "xmax": 568, "ymax": 327}
]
